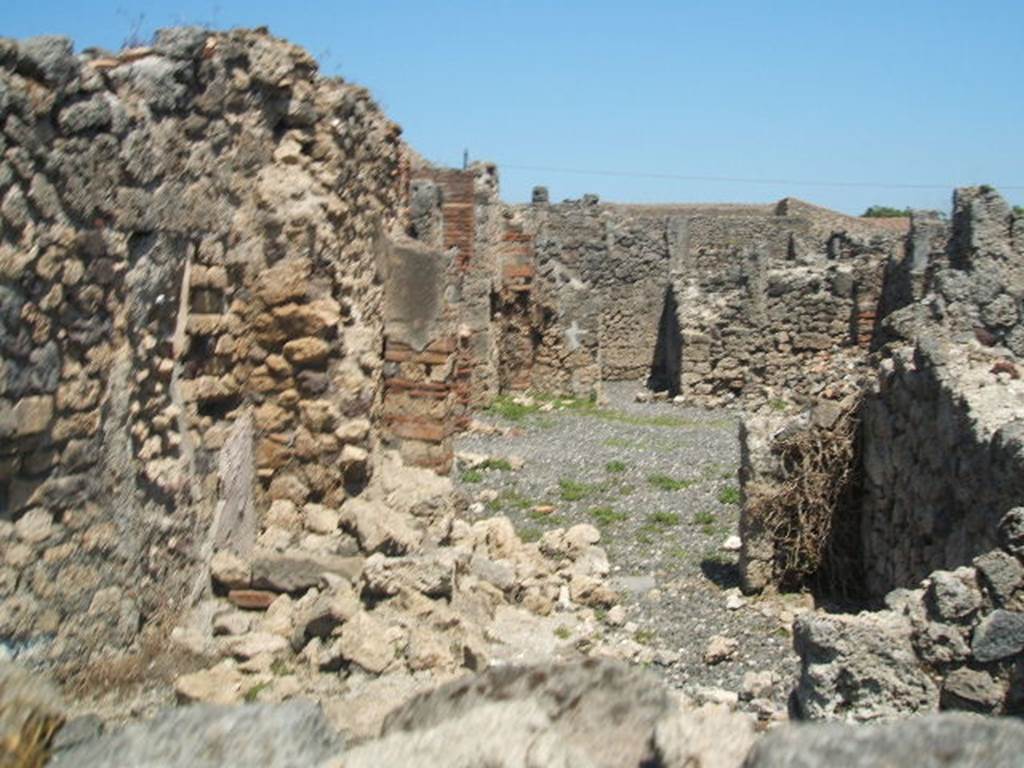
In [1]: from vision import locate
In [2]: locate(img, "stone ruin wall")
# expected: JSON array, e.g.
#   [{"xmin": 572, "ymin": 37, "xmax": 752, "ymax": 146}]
[
  {"xmin": 738, "ymin": 187, "xmax": 1024, "ymax": 720},
  {"xmin": 739, "ymin": 187, "xmax": 1024, "ymax": 600},
  {"xmin": 0, "ymin": 28, "xmax": 404, "ymax": 665},
  {"xmin": 407, "ymin": 171, "xmax": 910, "ymax": 408},
  {"xmin": 860, "ymin": 339, "xmax": 1024, "ymax": 597},
  {"xmin": 4, "ymin": 23, "xmax": 1020, "ymax": 726}
]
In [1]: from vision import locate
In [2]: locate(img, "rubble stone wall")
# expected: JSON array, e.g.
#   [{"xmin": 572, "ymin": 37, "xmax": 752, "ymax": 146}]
[
  {"xmin": 0, "ymin": 28, "xmax": 404, "ymax": 664},
  {"xmin": 739, "ymin": 189, "xmax": 1024, "ymax": 599},
  {"xmin": 861, "ymin": 339, "xmax": 1024, "ymax": 596},
  {"xmin": 794, "ymin": 508, "xmax": 1024, "ymax": 720},
  {"xmin": 468, "ymin": 192, "xmax": 907, "ymax": 405}
]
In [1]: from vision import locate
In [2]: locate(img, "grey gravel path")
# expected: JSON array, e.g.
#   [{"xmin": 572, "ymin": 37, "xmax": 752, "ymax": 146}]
[{"xmin": 454, "ymin": 382, "xmax": 800, "ymax": 712}]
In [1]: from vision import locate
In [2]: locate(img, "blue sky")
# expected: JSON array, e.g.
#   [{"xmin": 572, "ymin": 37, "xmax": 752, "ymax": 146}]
[{"xmin": 6, "ymin": 1, "xmax": 1023, "ymax": 214}]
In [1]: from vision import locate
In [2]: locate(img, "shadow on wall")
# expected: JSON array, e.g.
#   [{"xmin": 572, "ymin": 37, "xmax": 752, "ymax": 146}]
[{"xmin": 647, "ymin": 286, "xmax": 681, "ymax": 396}]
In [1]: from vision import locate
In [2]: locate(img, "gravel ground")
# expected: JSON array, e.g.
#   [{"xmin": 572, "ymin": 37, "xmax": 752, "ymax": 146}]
[{"xmin": 455, "ymin": 381, "xmax": 804, "ymax": 712}]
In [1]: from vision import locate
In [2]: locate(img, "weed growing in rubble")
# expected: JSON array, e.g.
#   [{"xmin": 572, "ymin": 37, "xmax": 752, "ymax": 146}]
[
  {"xmin": 480, "ymin": 458, "xmax": 512, "ymax": 471},
  {"xmin": 590, "ymin": 506, "xmax": 627, "ymax": 526},
  {"xmin": 519, "ymin": 526, "xmax": 542, "ymax": 543},
  {"xmin": 717, "ymin": 485, "xmax": 741, "ymax": 505},
  {"xmin": 648, "ymin": 510, "xmax": 681, "ymax": 527},
  {"xmin": 554, "ymin": 626, "xmax": 572, "ymax": 640},
  {"xmin": 244, "ymin": 681, "xmax": 270, "ymax": 703},
  {"xmin": 559, "ymin": 478, "xmax": 603, "ymax": 501},
  {"xmin": 633, "ymin": 628, "xmax": 656, "ymax": 644},
  {"xmin": 693, "ymin": 510, "xmax": 715, "ymax": 526},
  {"xmin": 488, "ymin": 489, "xmax": 533, "ymax": 513},
  {"xmin": 605, "ymin": 459, "xmax": 628, "ymax": 473},
  {"xmin": 487, "ymin": 395, "xmax": 538, "ymax": 421},
  {"xmin": 461, "ymin": 470, "xmax": 484, "ymax": 484},
  {"xmin": 529, "ymin": 508, "xmax": 567, "ymax": 527},
  {"xmin": 647, "ymin": 473, "xmax": 692, "ymax": 491}
]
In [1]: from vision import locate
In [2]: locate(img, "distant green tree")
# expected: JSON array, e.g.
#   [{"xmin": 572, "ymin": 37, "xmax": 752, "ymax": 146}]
[
  {"xmin": 862, "ymin": 205, "xmax": 911, "ymax": 218},
  {"xmin": 1013, "ymin": 205, "xmax": 1024, "ymax": 218}
]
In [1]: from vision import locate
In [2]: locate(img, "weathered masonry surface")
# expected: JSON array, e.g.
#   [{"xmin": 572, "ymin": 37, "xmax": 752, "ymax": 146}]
[
  {"xmin": 402, "ymin": 166, "xmax": 910, "ymax": 411},
  {"xmin": 738, "ymin": 188, "xmax": 1024, "ymax": 720},
  {"xmin": 0, "ymin": 29, "xmax": 404, "ymax": 662},
  {"xmin": 3, "ymin": 25, "xmax": 1023, "ymax": 722}
]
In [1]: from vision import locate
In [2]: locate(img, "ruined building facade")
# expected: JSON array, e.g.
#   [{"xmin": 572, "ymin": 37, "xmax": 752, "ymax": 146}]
[{"xmin": 2, "ymin": 27, "xmax": 1024, "ymax": 726}]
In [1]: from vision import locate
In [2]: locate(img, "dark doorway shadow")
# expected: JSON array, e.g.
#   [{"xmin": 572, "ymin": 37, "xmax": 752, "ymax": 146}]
[{"xmin": 647, "ymin": 285, "xmax": 682, "ymax": 396}]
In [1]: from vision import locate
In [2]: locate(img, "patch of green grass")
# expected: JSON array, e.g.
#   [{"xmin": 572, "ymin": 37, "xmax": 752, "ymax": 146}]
[
  {"xmin": 460, "ymin": 469, "xmax": 484, "ymax": 484},
  {"xmin": 589, "ymin": 506, "xmax": 628, "ymax": 526},
  {"xmin": 768, "ymin": 398, "xmax": 788, "ymax": 412},
  {"xmin": 701, "ymin": 523, "xmax": 716, "ymax": 537},
  {"xmin": 616, "ymin": 483, "xmax": 636, "ymax": 497},
  {"xmin": 488, "ymin": 391, "xmax": 598, "ymax": 422},
  {"xmin": 589, "ymin": 409, "xmax": 689, "ymax": 428},
  {"xmin": 486, "ymin": 395, "xmax": 539, "ymax": 421},
  {"xmin": 585, "ymin": 409, "xmax": 736, "ymax": 430},
  {"xmin": 634, "ymin": 628, "xmax": 656, "ymax": 644},
  {"xmin": 667, "ymin": 546, "xmax": 688, "ymax": 561},
  {"xmin": 647, "ymin": 473, "xmax": 692, "ymax": 492},
  {"xmin": 244, "ymin": 680, "xmax": 271, "ymax": 703},
  {"xmin": 717, "ymin": 485, "xmax": 741, "ymax": 505},
  {"xmin": 551, "ymin": 393, "xmax": 599, "ymax": 411},
  {"xmin": 648, "ymin": 510, "xmax": 681, "ymax": 527},
  {"xmin": 636, "ymin": 530, "xmax": 654, "ymax": 545},
  {"xmin": 519, "ymin": 526, "xmax": 542, "ymax": 543},
  {"xmin": 559, "ymin": 478, "xmax": 602, "ymax": 501},
  {"xmin": 529, "ymin": 508, "xmax": 567, "ymax": 527},
  {"xmin": 605, "ymin": 459, "xmax": 628, "ymax": 473},
  {"xmin": 487, "ymin": 488, "xmax": 533, "ymax": 513},
  {"xmin": 693, "ymin": 510, "xmax": 715, "ymax": 526},
  {"xmin": 270, "ymin": 658, "xmax": 289, "ymax": 676},
  {"xmin": 480, "ymin": 458, "xmax": 513, "ymax": 471},
  {"xmin": 503, "ymin": 490, "xmax": 533, "ymax": 509},
  {"xmin": 554, "ymin": 625, "xmax": 572, "ymax": 640}
]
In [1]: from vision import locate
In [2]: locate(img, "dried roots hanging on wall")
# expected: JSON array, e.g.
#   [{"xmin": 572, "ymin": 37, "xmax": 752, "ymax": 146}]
[{"xmin": 747, "ymin": 397, "xmax": 865, "ymax": 598}]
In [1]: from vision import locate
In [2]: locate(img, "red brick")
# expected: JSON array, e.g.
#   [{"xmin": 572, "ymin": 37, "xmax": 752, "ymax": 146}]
[{"xmin": 227, "ymin": 589, "xmax": 276, "ymax": 610}]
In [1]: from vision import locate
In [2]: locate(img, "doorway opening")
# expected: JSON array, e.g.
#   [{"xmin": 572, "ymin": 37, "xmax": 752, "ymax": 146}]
[{"xmin": 647, "ymin": 285, "xmax": 682, "ymax": 397}]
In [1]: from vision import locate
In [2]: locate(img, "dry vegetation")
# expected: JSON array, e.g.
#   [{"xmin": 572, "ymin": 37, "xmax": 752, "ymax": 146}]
[{"xmin": 746, "ymin": 398, "xmax": 865, "ymax": 597}]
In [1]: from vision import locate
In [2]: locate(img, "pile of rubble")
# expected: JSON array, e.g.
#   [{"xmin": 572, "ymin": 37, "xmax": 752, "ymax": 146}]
[{"xmin": 169, "ymin": 451, "xmax": 618, "ymax": 738}]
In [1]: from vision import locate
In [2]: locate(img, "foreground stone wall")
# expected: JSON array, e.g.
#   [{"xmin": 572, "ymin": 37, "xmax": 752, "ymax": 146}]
[
  {"xmin": 738, "ymin": 188, "xmax": 1024, "ymax": 599},
  {"xmin": 794, "ymin": 508, "xmax": 1024, "ymax": 720},
  {"xmin": 861, "ymin": 339, "xmax": 1024, "ymax": 596},
  {"xmin": 0, "ymin": 28, "xmax": 403, "ymax": 664}
]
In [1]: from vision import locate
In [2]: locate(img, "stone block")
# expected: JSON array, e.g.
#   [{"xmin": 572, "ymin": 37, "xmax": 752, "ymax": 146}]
[
  {"xmin": 972, "ymin": 610, "xmax": 1024, "ymax": 663},
  {"xmin": 227, "ymin": 589, "xmax": 277, "ymax": 611},
  {"xmin": 927, "ymin": 569, "xmax": 983, "ymax": 623},
  {"xmin": 13, "ymin": 395, "xmax": 53, "ymax": 436},
  {"xmin": 251, "ymin": 549, "xmax": 364, "ymax": 593},
  {"xmin": 974, "ymin": 550, "xmax": 1024, "ymax": 608},
  {"xmin": 283, "ymin": 337, "xmax": 330, "ymax": 367},
  {"xmin": 940, "ymin": 667, "xmax": 1005, "ymax": 713}
]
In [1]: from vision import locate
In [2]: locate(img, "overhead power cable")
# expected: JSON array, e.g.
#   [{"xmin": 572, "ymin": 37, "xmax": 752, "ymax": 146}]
[{"xmin": 497, "ymin": 163, "xmax": 1024, "ymax": 192}]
